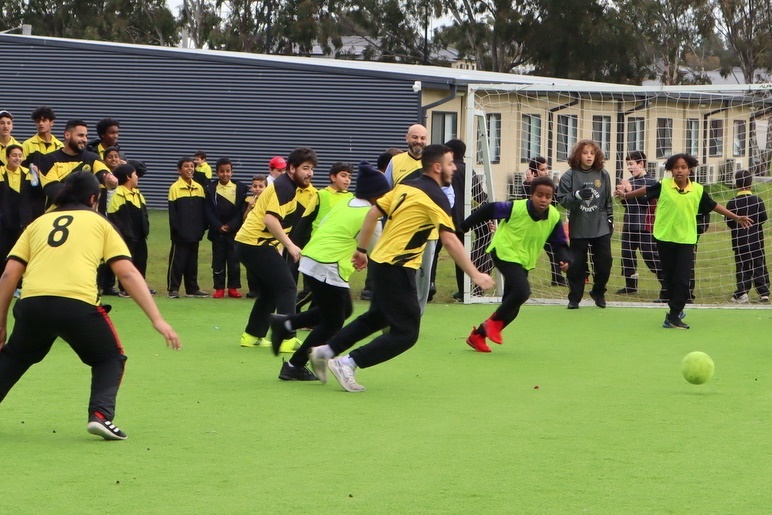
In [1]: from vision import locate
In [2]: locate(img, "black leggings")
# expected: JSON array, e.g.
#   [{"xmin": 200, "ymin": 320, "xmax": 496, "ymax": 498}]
[{"xmin": 288, "ymin": 274, "xmax": 353, "ymax": 367}]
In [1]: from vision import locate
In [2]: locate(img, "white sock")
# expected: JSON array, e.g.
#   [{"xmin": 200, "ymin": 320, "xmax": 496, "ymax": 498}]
[
  {"xmin": 316, "ymin": 345, "xmax": 334, "ymax": 359},
  {"xmin": 340, "ymin": 355, "xmax": 357, "ymax": 369},
  {"xmin": 283, "ymin": 320, "xmax": 293, "ymax": 331}
]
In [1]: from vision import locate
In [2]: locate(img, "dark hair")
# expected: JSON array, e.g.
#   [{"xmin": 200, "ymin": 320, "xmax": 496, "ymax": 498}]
[
  {"xmin": 5, "ymin": 144, "xmax": 22, "ymax": 157},
  {"xmin": 54, "ymin": 171, "xmax": 100, "ymax": 206},
  {"xmin": 385, "ymin": 147, "xmax": 403, "ymax": 156},
  {"xmin": 444, "ymin": 139, "xmax": 466, "ymax": 161},
  {"xmin": 421, "ymin": 144, "xmax": 452, "ymax": 172},
  {"xmin": 625, "ymin": 150, "xmax": 647, "ymax": 165},
  {"xmin": 287, "ymin": 147, "xmax": 318, "ymax": 169},
  {"xmin": 96, "ymin": 118, "xmax": 119, "ymax": 137},
  {"xmin": 530, "ymin": 175, "xmax": 555, "ymax": 193},
  {"xmin": 194, "ymin": 150, "xmax": 207, "ymax": 160},
  {"xmin": 567, "ymin": 140, "xmax": 605, "ymax": 170},
  {"xmin": 112, "ymin": 163, "xmax": 136, "ymax": 185},
  {"xmin": 735, "ymin": 169, "xmax": 752, "ymax": 189},
  {"xmin": 103, "ymin": 146, "xmax": 120, "ymax": 157},
  {"xmin": 177, "ymin": 157, "xmax": 194, "ymax": 169},
  {"xmin": 527, "ymin": 156, "xmax": 547, "ymax": 174},
  {"xmin": 376, "ymin": 152, "xmax": 393, "ymax": 172},
  {"xmin": 65, "ymin": 119, "xmax": 87, "ymax": 132},
  {"xmin": 215, "ymin": 158, "xmax": 232, "ymax": 171},
  {"xmin": 329, "ymin": 162, "xmax": 353, "ymax": 176},
  {"xmin": 252, "ymin": 174, "xmax": 267, "ymax": 182},
  {"xmin": 31, "ymin": 106, "xmax": 56, "ymax": 121},
  {"xmin": 664, "ymin": 153, "xmax": 698, "ymax": 171}
]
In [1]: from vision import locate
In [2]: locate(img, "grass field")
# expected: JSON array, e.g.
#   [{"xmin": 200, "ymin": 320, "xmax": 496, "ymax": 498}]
[{"xmin": 2, "ymin": 297, "xmax": 772, "ymax": 513}]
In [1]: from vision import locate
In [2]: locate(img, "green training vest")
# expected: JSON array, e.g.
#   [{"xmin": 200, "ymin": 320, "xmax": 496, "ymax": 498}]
[
  {"xmin": 653, "ymin": 178, "xmax": 703, "ymax": 244},
  {"xmin": 487, "ymin": 200, "xmax": 560, "ymax": 270}
]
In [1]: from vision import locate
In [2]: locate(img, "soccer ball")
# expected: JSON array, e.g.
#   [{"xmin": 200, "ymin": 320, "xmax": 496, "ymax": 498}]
[{"xmin": 681, "ymin": 351, "xmax": 715, "ymax": 385}]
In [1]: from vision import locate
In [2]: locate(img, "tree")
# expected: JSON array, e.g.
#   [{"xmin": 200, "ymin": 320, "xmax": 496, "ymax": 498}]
[
  {"xmin": 436, "ymin": 0, "xmax": 530, "ymax": 73},
  {"xmin": 710, "ymin": 0, "xmax": 772, "ymax": 83},
  {"xmin": 620, "ymin": 0, "xmax": 715, "ymax": 85},
  {"xmin": 527, "ymin": 0, "xmax": 650, "ymax": 84}
]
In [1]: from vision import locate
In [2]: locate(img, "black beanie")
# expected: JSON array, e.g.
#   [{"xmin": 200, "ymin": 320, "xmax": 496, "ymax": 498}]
[{"xmin": 355, "ymin": 160, "xmax": 390, "ymax": 200}]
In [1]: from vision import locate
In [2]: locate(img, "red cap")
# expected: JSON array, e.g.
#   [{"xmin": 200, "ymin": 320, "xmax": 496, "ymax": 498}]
[{"xmin": 269, "ymin": 156, "xmax": 287, "ymax": 170}]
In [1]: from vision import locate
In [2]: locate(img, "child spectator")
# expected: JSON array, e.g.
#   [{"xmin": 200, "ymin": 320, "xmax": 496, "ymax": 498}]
[
  {"xmin": 617, "ymin": 153, "xmax": 753, "ymax": 329},
  {"xmin": 107, "ymin": 163, "xmax": 153, "ymax": 297},
  {"xmin": 616, "ymin": 151, "xmax": 665, "ymax": 297},
  {"xmin": 193, "ymin": 150, "xmax": 212, "ymax": 187},
  {"xmin": 556, "ymin": 139, "xmax": 614, "ymax": 309},
  {"xmin": 205, "ymin": 158, "xmax": 248, "ymax": 299},
  {"xmin": 244, "ymin": 174, "xmax": 267, "ymax": 300},
  {"xmin": 462, "ymin": 175, "xmax": 571, "ymax": 352},
  {"xmin": 167, "ymin": 157, "xmax": 208, "ymax": 298},
  {"xmin": 0, "ymin": 144, "xmax": 45, "ymax": 280},
  {"xmin": 725, "ymin": 169, "xmax": 769, "ymax": 303}
]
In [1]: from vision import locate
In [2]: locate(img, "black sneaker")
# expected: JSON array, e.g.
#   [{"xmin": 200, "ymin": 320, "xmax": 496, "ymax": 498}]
[
  {"xmin": 270, "ymin": 313, "xmax": 291, "ymax": 357},
  {"xmin": 101, "ymin": 288, "xmax": 120, "ymax": 296},
  {"xmin": 246, "ymin": 291, "xmax": 258, "ymax": 299},
  {"xmin": 589, "ymin": 291, "xmax": 606, "ymax": 308},
  {"xmin": 663, "ymin": 313, "xmax": 690, "ymax": 329},
  {"xmin": 615, "ymin": 287, "xmax": 637, "ymax": 294},
  {"xmin": 168, "ymin": 291, "xmax": 180, "ymax": 299},
  {"xmin": 360, "ymin": 289, "xmax": 372, "ymax": 301},
  {"xmin": 567, "ymin": 302, "xmax": 579, "ymax": 309},
  {"xmin": 186, "ymin": 290, "xmax": 210, "ymax": 298},
  {"xmin": 278, "ymin": 359, "xmax": 317, "ymax": 381},
  {"xmin": 87, "ymin": 412, "xmax": 127, "ymax": 440}
]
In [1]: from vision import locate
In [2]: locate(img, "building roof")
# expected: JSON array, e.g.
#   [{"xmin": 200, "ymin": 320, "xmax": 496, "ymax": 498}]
[{"xmin": 0, "ymin": 34, "xmax": 609, "ymax": 90}]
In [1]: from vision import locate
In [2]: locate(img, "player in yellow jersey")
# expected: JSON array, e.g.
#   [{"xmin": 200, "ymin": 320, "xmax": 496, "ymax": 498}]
[
  {"xmin": 0, "ymin": 171, "xmax": 180, "ymax": 440},
  {"xmin": 309, "ymin": 144, "xmax": 495, "ymax": 392},
  {"xmin": 235, "ymin": 147, "xmax": 316, "ymax": 351}
]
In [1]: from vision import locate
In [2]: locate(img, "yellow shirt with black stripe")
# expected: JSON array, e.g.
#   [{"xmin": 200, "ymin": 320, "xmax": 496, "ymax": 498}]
[
  {"xmin": 0, "ymin": 136, "xmax": 21, "ymax": 166},
  {"xmin": 38, "ymin": 149, "xmax": 111, "ymax": 190},
  {"xmin": 389, "ymin": 152, "xmax": 423, "ymax": 186},
  {"xmin": 8, "ymin": 206, "xmax": 131, "ymax": 306},
  {"xmin": 0, "ymin": 164, "xmax": 27, "ymax": 193},
  {"xmin": 22, "ymin": 133, "xmax": 64, "ymax": 167},
  {"xmin": 235, "ymin": 173, "xmax": 300, "ymax": 248},
  {"xmin": 370, "ymin": 175, "xmax": 455, "ymax": 269}
]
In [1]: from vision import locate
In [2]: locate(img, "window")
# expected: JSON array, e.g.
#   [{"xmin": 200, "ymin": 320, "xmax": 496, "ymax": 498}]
[
  {"xmin": 592, "ymin": 115, "xmax": 611, "ymax": 157},
  {"xmin": 627, "ymin": 117, "xmax": 645, "ymax": 152},
  {"xmin": 557, "ymin": 114, "xmax": 578, "ymax": 162},
  {"xmin": 431, "ymin": 112, "xmax": 457, "ymax": 144},
  {"xmin": 521, "ymin": 114, "xmax": 542, "ymax": 161},
  {"xmin": 656, "ymin": 118, "xmax": 673, "ymax": 159},
  {"xmin": 709, "ymin": 119, "xmax": 723, "ymax": 157},
  {"xmin": 733, "ymin": 120, "xmax": 747, "ymax": 157},
  {"xmin": 476, "ymin": 113, "xmax": 501, "ymax": 164},
  {"xmin": 685, "ymin": 118, "xmax": 699, "ymax": 156}
]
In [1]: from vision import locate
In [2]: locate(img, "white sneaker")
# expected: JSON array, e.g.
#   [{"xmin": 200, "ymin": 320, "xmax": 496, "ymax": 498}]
[
  {"xmin": 308, "ymin": 347, "xmax": 329, "ymax": 384},
  {"xmin": 760, "ymin": 295, "xmax": 770, "ymax": 303},
  {"xmin": 731, "ymin": 293, "xmax": 750, "ymax": 304},
  {"xmin": 328, "ymin": 358, "xmax": 365, "ymax": 392}
]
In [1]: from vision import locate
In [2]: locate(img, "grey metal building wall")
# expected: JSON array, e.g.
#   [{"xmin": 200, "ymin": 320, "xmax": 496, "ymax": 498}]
[{"xmin": 0, "ymin": 36, "xmax": 421, "ymax": 208}]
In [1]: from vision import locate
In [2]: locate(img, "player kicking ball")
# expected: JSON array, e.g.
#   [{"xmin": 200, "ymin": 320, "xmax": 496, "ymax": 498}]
[
  {"xmin": 0, "ymin": 171, "xmax": 180, "ymax": 440},
  {"xmin": 462, "ymin": 175, "xmax": 571, "ymax": 352}
]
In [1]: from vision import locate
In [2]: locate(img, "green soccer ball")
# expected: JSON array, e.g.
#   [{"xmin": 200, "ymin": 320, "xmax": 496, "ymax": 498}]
[{"xmin": 681, "ymin": 351, "xmax": 715, "ymax": 385}]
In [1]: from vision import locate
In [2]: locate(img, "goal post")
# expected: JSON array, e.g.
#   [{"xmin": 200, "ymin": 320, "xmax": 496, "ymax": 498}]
[{"xmin": 461, "ymin": 82, "xmax": 772, "ymax": 305}]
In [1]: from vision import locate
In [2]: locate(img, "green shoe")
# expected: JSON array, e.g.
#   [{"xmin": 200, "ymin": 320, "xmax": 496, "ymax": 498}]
[
  {"xmin": 279, "ymin": 337, "xmax": 302, "ymax": 354},
  {"xmin": 240, "ymin": 332, "xmax": 262, "ymax": 348}
]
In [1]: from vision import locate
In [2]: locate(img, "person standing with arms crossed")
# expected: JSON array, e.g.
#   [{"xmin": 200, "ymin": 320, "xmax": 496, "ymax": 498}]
[{"xmin": 0, "ymin": 171, "xmax": 180, "ymax": 440}]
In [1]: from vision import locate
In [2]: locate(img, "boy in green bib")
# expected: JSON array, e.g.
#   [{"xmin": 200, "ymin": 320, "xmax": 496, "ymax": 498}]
[{"xmin": 462, "ymin": 175, "xmax": 571, "ymax": 352}]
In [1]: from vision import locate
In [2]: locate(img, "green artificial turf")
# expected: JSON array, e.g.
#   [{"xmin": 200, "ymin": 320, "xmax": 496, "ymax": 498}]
[{"xmin": 2, "ymin": 300, "xmax": 771, "ymax": 513}]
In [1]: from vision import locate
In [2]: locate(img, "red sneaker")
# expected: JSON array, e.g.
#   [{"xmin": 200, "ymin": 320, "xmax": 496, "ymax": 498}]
[
  {"xmin": 482, "ymin": 317, "xmax": 505, "ymax": 344},
  {"xmin": 466, "ymin": 327, "xmax": 491, "ymax": 353},
  {"xmin": 228, "ymin": 288, "xmax": 242, "ymax": 298},
  {"xmin": 212, "ymin": 289, "xmax": 225, "ymax": 298}
]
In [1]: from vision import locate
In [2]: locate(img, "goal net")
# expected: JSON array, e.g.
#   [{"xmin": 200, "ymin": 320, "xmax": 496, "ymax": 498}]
[{"xmin": 461, "ymin": 82, "xmax": 772, "ymax": 306}]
